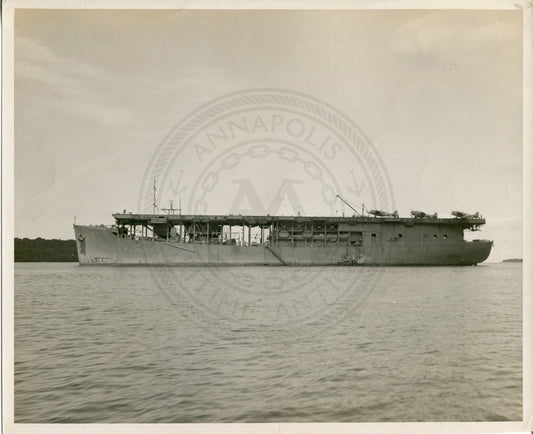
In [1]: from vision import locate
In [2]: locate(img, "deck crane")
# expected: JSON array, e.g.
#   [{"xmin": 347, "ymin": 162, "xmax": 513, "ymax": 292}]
[{"xmin": 336, "ymin": 194, "xmax": 364, "ymax": 217}]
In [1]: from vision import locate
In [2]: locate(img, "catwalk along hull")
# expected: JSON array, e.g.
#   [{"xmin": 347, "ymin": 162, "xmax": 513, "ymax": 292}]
[{"xmin": 73, "ymin": 221, "xmax": 492, "ymax": 266}]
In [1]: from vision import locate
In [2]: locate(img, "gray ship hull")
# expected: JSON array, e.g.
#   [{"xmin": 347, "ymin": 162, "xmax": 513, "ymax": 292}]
[{"xmin": 74, "ymin": 224, "xmax": 492, "ymax": 266}]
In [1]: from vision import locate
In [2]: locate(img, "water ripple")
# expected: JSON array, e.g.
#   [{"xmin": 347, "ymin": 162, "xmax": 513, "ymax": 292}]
[{"xmin": 14, "ymin": 262, "xmax": 522, "ymax": 422}]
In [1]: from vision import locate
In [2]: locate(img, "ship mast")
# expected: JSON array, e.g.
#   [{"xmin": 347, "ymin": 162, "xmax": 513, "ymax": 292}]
[{"xmin": 153, "ymin": 177, "xmax": 157, "ymax": 215}]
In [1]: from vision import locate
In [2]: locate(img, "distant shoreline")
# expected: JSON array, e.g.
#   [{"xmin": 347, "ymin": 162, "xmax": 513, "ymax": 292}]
[
  {"xmin": 502, "ymin": 258, "xmax": 523, "ymax": 263},
  {"xmin": 15, "ymin": 238, "xmax": 78, "ymax": 262}
]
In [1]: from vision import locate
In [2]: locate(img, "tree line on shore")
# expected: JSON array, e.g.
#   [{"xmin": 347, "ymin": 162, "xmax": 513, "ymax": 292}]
[{"xmin": 15, "ymin": 238, "xmax": 78, "ymax": 262}]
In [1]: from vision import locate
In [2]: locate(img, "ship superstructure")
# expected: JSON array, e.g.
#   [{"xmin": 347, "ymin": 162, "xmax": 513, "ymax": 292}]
[{"xmin": 74, "ymin": 210, "xmax": 493, "ymax": 265}]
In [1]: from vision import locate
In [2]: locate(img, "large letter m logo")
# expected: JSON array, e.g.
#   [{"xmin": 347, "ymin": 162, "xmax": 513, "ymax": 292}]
[{"xmin": 229, "ymin": 179, "xmax": 304, "ymax": 215}]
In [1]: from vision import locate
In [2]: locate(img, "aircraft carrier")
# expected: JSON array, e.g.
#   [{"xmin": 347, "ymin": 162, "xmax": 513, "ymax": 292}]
[{"xmin": 73, "ymin": 209, "xmax": 493, "ymax": 266}]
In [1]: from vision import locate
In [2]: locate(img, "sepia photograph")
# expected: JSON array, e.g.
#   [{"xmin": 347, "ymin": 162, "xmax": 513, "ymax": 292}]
[{"xmin": 3, "ymin": 1, "xmax": 531, "ymax": 433}]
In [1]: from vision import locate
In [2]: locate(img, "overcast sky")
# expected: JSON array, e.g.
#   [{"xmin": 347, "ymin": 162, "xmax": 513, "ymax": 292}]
[{"xmin": 14, "ymin": 9, "xmax": 523, "ymax": 261}]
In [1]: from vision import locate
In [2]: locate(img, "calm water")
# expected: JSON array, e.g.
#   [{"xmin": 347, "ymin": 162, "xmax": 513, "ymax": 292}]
[{"xmin": 14, "ymin": 262, "xmax": 522, "ymax": 422}]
